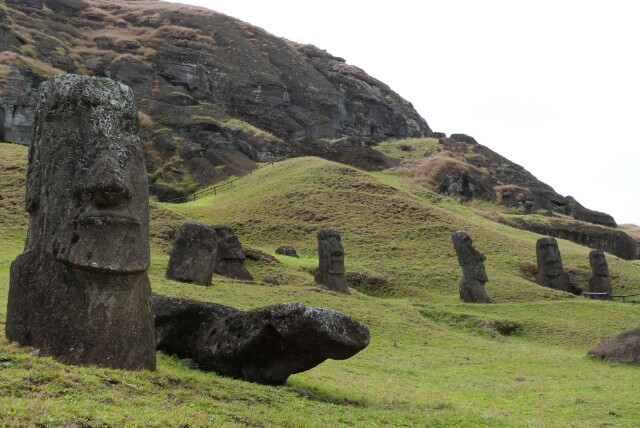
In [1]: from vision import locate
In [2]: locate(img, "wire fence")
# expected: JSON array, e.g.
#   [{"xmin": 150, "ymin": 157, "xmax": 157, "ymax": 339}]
[
  {"xmin": 165, "ymin": 157, "xmax": 286, "ymax": 204},
  {"xmin": 581, "ymin": 292, "xmax": 640, "ymax": 303}
]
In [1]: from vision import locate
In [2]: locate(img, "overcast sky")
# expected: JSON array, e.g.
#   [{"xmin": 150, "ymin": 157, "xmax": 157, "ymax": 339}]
[{"xmin": 179, "ymin": 0, "xmax": 639, "ymax": 225}]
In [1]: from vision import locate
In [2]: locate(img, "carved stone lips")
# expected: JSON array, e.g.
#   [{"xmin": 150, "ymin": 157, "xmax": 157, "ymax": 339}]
[{"xmin": 75, "ymin": 212, "xmax": 140, "ymax": 226}]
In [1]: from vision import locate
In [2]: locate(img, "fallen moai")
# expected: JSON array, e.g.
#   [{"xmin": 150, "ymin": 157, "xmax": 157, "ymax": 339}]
[{"xmin": 153, "ymin": 295, "xmax": 370, "ymax": 385}]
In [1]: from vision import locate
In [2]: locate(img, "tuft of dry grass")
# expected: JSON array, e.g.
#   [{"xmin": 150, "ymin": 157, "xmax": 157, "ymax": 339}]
[
  {"xmin": 397, "ymin": 152, "xmax": 485, "ymax": 190},
  {"xmin": 0, "ymin": 52, "xmax": 64, "ymax": 78},
  {"xmin": 619, "ymin": 224, "xmax": 640, "ymax": 241}
]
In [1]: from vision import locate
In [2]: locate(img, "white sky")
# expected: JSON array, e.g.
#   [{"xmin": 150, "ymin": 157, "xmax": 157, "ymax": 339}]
[{"xmin": 177, "ymin": 0, "xmax": 639, "ymax": 225}]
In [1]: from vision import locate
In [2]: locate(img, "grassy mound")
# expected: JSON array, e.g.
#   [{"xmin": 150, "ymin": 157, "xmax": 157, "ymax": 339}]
[{"xmin": 1, "ymin": 143, "xmax": 640, "ymax": 426}]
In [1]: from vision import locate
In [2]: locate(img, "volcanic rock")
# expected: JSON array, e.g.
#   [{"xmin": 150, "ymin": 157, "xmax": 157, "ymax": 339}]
[
  {"xmin": 166, "ymin": 221, "xmax": 218, "ymax": 286},
  {"xmin": 588, "ymin": 327, "xmax": 640, "ymax": 365},
  {"xmin": 5, "ymin": 75, "xmax": 155, "ymax": 370},
  {"xmin": 276, "ymin": 246, "xmax": 299, "ymax": 258},
  {"xmin": 152, "ymin": 295, "xmax": 370, "ymax": 384}
]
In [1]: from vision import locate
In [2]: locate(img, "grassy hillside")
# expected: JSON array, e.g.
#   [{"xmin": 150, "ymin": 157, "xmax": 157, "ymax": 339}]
[{"xmin": 1, "ymin": 142, "xmax": 640, "ymax": 427}]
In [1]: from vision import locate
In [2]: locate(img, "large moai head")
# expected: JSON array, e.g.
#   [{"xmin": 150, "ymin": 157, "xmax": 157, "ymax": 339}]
[
  {"xmin": 452, "ymin": 231, "xmax": 488, "ymax": 283},
  {"xmin": 589, "ymin": 249, "xmax": 610, "ymax": 277},
  {"xmin": 212, "ymin": 225, "xmax": 253, "ymax": 280},
  {"xmin": 6, "ymin": 75, "xmax": 155, "ymax": 370},
  {"xmin": 24, "ymin": 74, "xmax": 149, "ymax": 273},
  {"xmin": 535, "ymin": 237, "xmax": 572, "ymax": 292},
  {"xmin": 536, "ymin": 237, "xmax": 564, "ymax": 276},
  {"xmin": 588, "ymin": 249, "xmax": 612, "ymax": 299},
  {"xmin": 317, "ymin": 228, "xmax": 345, "ymax": 275},
  {"xmin": 166, "ymin": 221, "xmax": 218, "ymax": 286},
  {"xmin": 315, "ymin": 229, "xmax": 349, "ymax": 294},
  {"xmin": 451, "ymin": 231, "xmax": 490, "ymax": 303}
]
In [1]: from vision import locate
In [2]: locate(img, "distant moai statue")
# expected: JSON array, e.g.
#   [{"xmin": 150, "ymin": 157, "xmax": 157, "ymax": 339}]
[
  {"xmin": 315, "ymin": 229, "xmax": 350, "ymax": 294},
  {"xmin": 212, "ymin": 225, "xmax": 253, "ymax": 281},
  {"xmin": 166, "ymin": 221, "xmax": 218, "ymax": 286},
  {"xmin": 535, "ymin": 237, "xmax": 572, "ymax": 293},
  {"xmin": 589, "ymin": 249, "xmax": 612, "ymax": 300},
  {"xmin": 5, "ymin": 75, "xmax": 156, "ymax": 370},
  {"xmin": 451, "ymin": 231, "xmax": 491, "ymax": 303}
]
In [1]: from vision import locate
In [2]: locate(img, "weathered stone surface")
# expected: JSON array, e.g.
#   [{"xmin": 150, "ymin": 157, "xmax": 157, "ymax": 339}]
[
  {"xmin": 535, "ymin": 237, "xmax": 572, "ymax": 293},
  {"xmin": 6, "ymin": 0, "xmax": 44, "ymax": 9},
  {"xmin": 449, "ymin": 133, "xmax": 478, "ymax": 145},
  {"xmin": 588, "ymin": 249, "xmax": 612, "ymax": 299},
  {"xmin": 315, "ymin": 229, "xmax": 350, "ymax": 294},
  {"xmin": 588, "ymin": 327, "xmax": 640, "ymax": 365},
  {"xmin": 166, "ymin": 221, "xmax": 218, "ymax": 286},
  {"xmin": 198, "ymin": 302, "xmax": 370, "ymax": 385},
  {"xmin": 212, "ymin": 225, "xmax": 253, "ymax": 281},
  {"xmin": 5, "ymin": 74, "xmax": 155, "ymax": 370},
  {"xmin": 275, "ymin": 246, "xmax": 298, "ymax": 258},
  {"xmin": 152, "ymin": 295, "xmax": 370, "ymax": 385},
  {"xmin": 451, "ymin": 231, "xmax": 491, "ymax": 303},
  {"xmin": 153, "ymin": 294, "xmax": 238, "ymax": 359},
  {"xmin": 562, "ymin": 196, "xmax": 617, "ymax": 227}
]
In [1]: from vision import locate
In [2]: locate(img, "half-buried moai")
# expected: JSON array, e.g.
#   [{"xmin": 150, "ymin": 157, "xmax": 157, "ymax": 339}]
[
  {"xmin": 315, "ymin": 229, "xmax": 350, "ymax": 294},
  {"xmin": 212, "ymin": 225, "xmax": 253, "ymax": 281},
  {"xmin": 535, "ymin": 237, "xmax": 572, "ymax": 293},
  {"xmin": 451, "ymin": 231, "xmax": 491, "ymax": 303},
  {"xmin": 5, "ymin": 75, "xmax": 156, "ymax": 370},
  {"xmin": 166, "ymin": 221, "xmax": 218, "ymax": 286},
  {"xmin": 589, "ymin": 249, "xmax": 612, "ymax": 300}
]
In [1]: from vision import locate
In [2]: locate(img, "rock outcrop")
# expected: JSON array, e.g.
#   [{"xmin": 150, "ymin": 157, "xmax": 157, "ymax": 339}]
[
  {"xmin": 153, "ymin": 295, "xmax": 370, "ymax": 385},
  {"xmin": 0, "ymin": 0, "xmax": 432, "ymax": 196},
  {"xmin": 5, "ymin": 75, "xmax": 156, "ymax": 370}
]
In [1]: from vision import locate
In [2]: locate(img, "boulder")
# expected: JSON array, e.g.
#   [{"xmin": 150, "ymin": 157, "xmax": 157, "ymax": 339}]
[
  {"xmin": 166, "ymin": 222, "xmax": 218, "ymax": 286},
  {"xmin": 588, "ymin": 327, "xmax": 640, "ymax": 365},
  {"xmin": 152, "ymin": 295, "xmax": 370, "ymax": 385},
  {"xmin": 276, "ymin": 246, "xmax": 299, "ymax": 258}
]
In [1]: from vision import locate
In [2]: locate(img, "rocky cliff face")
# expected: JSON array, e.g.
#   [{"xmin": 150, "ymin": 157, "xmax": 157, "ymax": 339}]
[{"xmin": 0, "ymin": 0, "xmax": 431, "ymax": 195}]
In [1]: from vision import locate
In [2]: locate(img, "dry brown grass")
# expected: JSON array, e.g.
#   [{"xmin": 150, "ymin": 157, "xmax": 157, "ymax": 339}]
[
  {"xmin": 494, "ymin": 184, "xmax": 532, "ymax": 205},
  {"xmin": 619, "ymin": 224, "xmax": 640, "ymax": 241},
  {"xmin": 0, "ymin": 52, "xmax": 64, "ymax": 77},
  {"xmin": 137, "ymin": 111, "xmax": 155, "ymax": 133},
  {"xmin": 397, "ymin": 152, "xmax": 481, "ymax": 189}
]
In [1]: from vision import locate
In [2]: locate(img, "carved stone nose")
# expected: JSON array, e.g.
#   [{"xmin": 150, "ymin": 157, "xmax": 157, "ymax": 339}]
[{"xmin": 82, "ymin": 157, "xmax": 132, "ymax": 208}]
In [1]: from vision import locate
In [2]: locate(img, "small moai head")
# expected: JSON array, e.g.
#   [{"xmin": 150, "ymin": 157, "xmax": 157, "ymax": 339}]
[
  {"xmin": 317, "ymin": 229, "xmax": 345, "ymax": 275},
  {"xmin": 214, "ymin": 226, "xmax": 246, "ymax": 260},
  {"xmin": 451, "ymin": 231, "xmax": 488, "ymax": 283},
  {"xmin": 589, "ymin": 249, "xmax": 610, "ymax": 277},
  {"xmin": 536, "ymin": 237, "xmax": 564, "ymax": 276},
  {"xmin": 24, "ymin": 74, "xmax": 149, "ymax": 274}
]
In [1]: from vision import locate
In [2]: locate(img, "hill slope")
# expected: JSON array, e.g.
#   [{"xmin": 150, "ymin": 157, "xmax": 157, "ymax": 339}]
[{"xmin": 2, "ymin": 143, "xmax": 640, "ymax": 426}]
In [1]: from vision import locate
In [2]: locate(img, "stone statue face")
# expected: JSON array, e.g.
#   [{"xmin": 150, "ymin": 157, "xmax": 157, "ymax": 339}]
[
  {"xmin": 25, "ymin": 75, "xmax": 149, "ymax": 273},
  {"xmin": 318, "ymin": 229, "xmax": 345, "ymax": 275},
  {"xmin": 452, "ymin": 231, "xmax": 488, "ymax": 282},
  {"xmin": 214, "ymin": 226, "xmax": 246, "ymax": 260},
  {"xmin": 536, "ymin": 237, "xmax": 563, "ymax": 276},
  {"xmin": 589, "ymin": 250, "xmax": 610, "ymax": 276}
]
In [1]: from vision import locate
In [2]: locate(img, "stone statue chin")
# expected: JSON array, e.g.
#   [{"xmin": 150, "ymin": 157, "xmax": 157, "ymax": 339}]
[
  {"xmin": 5, "ymin": 75, "xmax": 155, "ymax": 370},
  {"xmin": 451, "ymin": 231, "xmax": 490, "ymax": 303}
]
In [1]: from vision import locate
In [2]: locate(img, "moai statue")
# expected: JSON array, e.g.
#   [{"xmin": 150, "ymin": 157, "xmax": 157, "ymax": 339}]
[
  {"xmin": 166, "ymin": 221, "xmax": 218, "ymax": 286},
  {"xmin": 451, "ymin": 231, "xmax": 491, "ymax": 303},
  {"xmin": 5, "ymin": 75, "xmax": 156, "ymax": 370},
  {"xmin": 212, "ymin": 225, "xmax": 253, "ymax": 281},
  {"xmin": 589, "ymin": 249, "xmax": 612, "ymax": 300},
  {"xmin": 535, "ymin": 237, "xmax": 572, "ymax": 293},
  {"xmin": 315, "ymin": 229, "xmax": 350, "ymax": 294}
]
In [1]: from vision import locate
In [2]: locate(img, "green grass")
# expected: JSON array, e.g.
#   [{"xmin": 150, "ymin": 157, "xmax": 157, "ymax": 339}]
[
  {"xmin": 1, "ymin": 144, "xmax": 640, "ymax": 426},
  {"xmin": 374, "ymin": 137, "xmax": 442, "ymax": 164}
]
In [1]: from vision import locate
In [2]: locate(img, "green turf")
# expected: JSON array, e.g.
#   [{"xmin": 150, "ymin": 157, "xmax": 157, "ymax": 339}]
[{"xmin": 1, "ymin": 143, "xmax": 639, "ymax": 427}]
